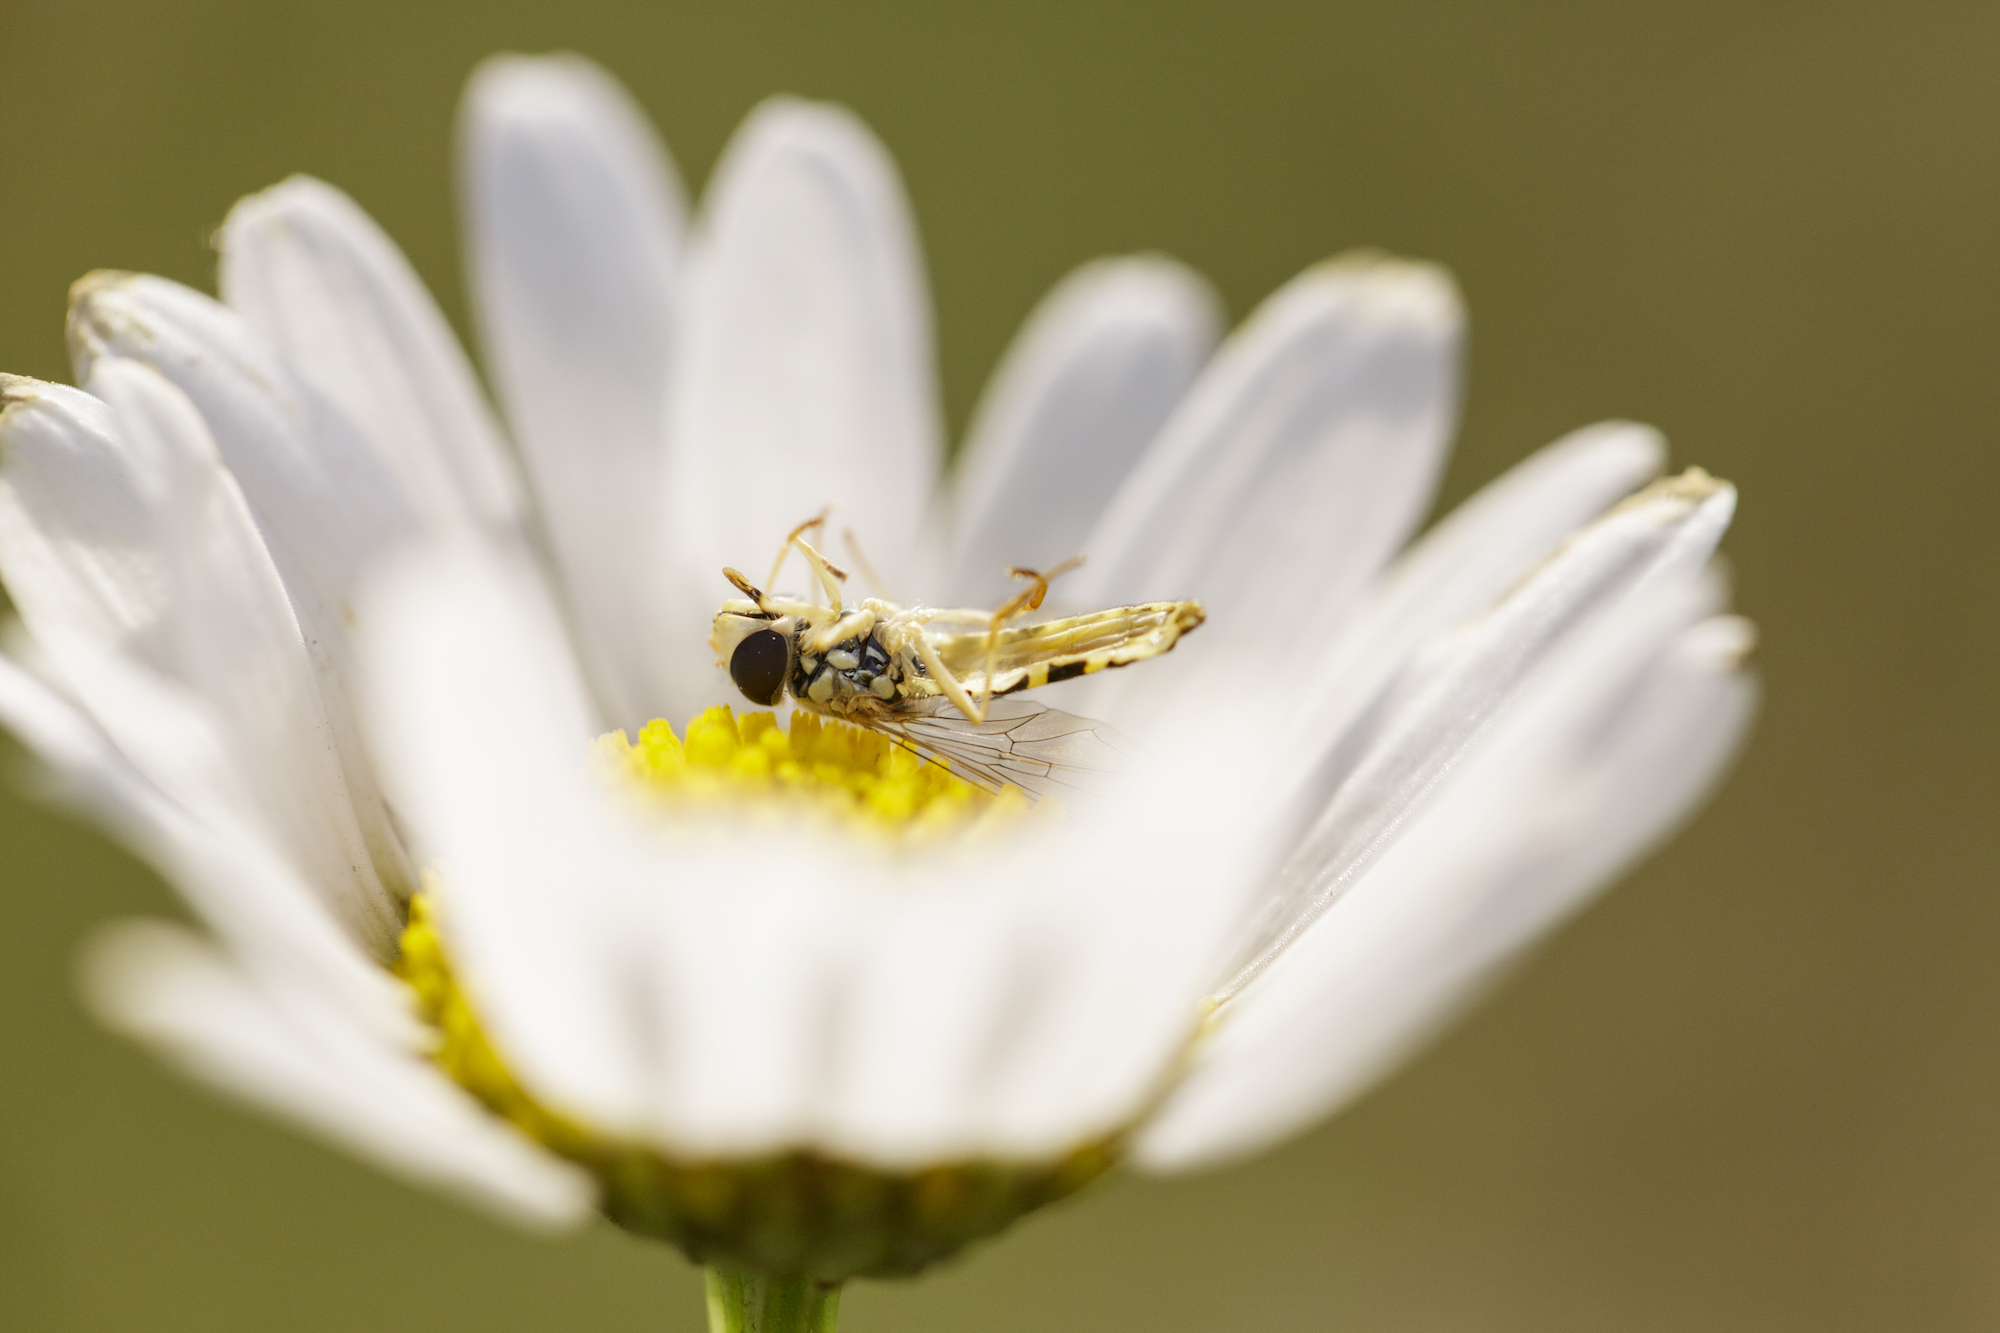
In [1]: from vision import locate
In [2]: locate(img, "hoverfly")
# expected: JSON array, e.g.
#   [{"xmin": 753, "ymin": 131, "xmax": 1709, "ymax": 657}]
[{"xmin": 709, "ymin": 516, "xmax": 1205, "ymax": 801}]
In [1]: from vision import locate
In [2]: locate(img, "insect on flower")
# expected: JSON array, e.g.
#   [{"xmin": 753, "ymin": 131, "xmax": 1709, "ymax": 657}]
[{"xmin": 710, "ymin": 515, "xmax": 1205, "ymax": 800}]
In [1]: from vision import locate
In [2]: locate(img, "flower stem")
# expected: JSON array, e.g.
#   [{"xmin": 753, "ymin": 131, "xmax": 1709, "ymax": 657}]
[{"xmin": 704, "ymin": 1268, "xmax": 842, "ymax": 1333}]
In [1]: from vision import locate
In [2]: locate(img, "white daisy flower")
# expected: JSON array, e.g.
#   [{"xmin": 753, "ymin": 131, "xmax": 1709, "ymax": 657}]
[{"xmin": 0, "ymin": 52, "xmax": 1754, "ymax": 1332}]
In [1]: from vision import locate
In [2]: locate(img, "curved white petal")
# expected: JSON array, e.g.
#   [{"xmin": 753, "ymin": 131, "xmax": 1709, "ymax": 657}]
[
  {"xmin": 359, "ymin": 543, "xmax": 651, "ymax": 1128},
  {"xmin": 0, "ymin": 647, "xmax": 411, "ymax": 1045},
  {"xmin": 668, "ymin": 97, "xmax": 942, "ymax": 603},
  {"xmin": 0, "ymin": 370, "xmax": 402, "ymax": 945},
  {"xmin": 1134, "ymin": 588, "xmax": 1756, "ymax": 1172},
  {"xmin": 460, "ymin": 53, "xmax": 692, "ymax": 728},
  {"xmin": 809, "ymin": 752, "xmax": 1265, "ymax": 1163},
  {"xmin": 943, "ymin": 256, "xmax": 1221, "ymax": 607},
  {"xmin": 64, "ymin": 275, "xmax": 417, "ymax": 891},
  {"xmin": 67, "ymin": 272, "xmax": 422, "ymax": 604},
  {"xmin": 0, "ymin": 644, "xmax": 162, "ymax": 836},
  {"xmin": 0, "ymin": 377, "xmax": 170, "ymax": 659},
  {"xmin": 91, "ymin": 361, "xmax": 401, "ymax": 943},
  {"xmin": 220, "ymin": 175, "xmax": 525, "ymax": 535},
  {"xmin": 84, "ymin": 919, "xmax": 595, "ymax": 1229},
  {"xmin": 1065, "ymin": 255, "xmax": 1462, "ymax": 721},
  {"xmin": 359, "ymin": 544, "xmax": 1278, "ymax": 1165},
  {"xmin": 1224, "ymin": 470, "xmax": 1738, "ymax": 994},
  {"xmin": 1296, "ymin": 420, "xmax": 1667, "ymax": 761}
]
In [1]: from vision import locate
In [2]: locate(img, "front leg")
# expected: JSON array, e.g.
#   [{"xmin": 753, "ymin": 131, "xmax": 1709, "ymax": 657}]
[{"xmin": 803, "ymin": 607, "xmax": 877, "ymax": 657}]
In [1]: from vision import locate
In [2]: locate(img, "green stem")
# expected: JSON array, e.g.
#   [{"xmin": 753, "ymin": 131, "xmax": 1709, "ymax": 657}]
[{"xmin": 704, "ymin": 1268, "xmax": 842, "ymax": 1333}]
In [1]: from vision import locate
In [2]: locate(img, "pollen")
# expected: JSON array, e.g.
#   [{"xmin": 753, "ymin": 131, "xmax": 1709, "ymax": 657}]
[{"xmin": 594, "ymin": 705, "xmax": 1034, "ymax": 839}]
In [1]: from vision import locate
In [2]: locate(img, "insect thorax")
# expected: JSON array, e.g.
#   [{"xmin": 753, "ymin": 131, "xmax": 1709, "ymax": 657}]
[{"xmin": 792, "ymin": 623, "xmax": 927, "ymax": 716}]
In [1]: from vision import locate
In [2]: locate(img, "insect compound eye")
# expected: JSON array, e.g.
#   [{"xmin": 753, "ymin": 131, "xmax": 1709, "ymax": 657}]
[{"xmin": 728, "ymin": 628, "xmax": 792, "ymax": 706}]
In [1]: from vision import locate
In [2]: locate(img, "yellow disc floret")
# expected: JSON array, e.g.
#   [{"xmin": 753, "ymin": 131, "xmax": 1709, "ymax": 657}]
[{"xmin": 595, "ymin": 706, "xmax": 1034, "ymax": 840}]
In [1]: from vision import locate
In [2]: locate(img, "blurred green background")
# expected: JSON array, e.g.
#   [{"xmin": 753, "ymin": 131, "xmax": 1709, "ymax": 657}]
[{"xmin": 3, "ymin": 2, "xmax": 1997, "ymax": 1329}]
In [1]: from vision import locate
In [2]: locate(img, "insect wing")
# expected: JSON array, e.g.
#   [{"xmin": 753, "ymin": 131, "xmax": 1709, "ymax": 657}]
[{"xmin": 873, "ymin": 696, "xmax": 1133, "ymax": 801}]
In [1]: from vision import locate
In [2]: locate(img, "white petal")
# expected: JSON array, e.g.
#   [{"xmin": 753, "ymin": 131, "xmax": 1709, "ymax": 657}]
[
  {"xmin": 1297, "ymin": 420, "xmax": 1667, "ymax": 760},
  {"xmin": 83, "ymin": 919, "xmax": 595, "ymax": 1229},
  {"xmin": 819, "ymin": 748, "xmax": 1272, "ymax": 1162},
  {"xmin": 100, "ymin": 361, "xmax": 401, "ymax": 940},
  {"xmin": 1224, "ymin": 470, "xmax": 1738, "ymax": 994},
  {"xmin": 0, "ymin": 646, "xmax": 412, "ymax": 1045},
  {"xmin": 0, "ymin": 377, "xmax": 170, "ymax": 662},
  {"xmin": 668, "ymin": 97, "xmax": 942, "ymax": 599},
  {"xmin": 1133, "ymin": 589, "xmax": 1756, "ymax": 1171},
  {"xmin": 358, "ymin": 542, "xmax": 656, "ymax": 1131},
  {"xmin": 460, "ymin": 54, "xmax": 693, "ymax": 729},
  {"xmin": 220, "ymin": 175, "xmax": 525, "ymax": 534},
  {"xmin": 942, "ymin": 256, "xmax": 1221, "ymax": 607},
  {"xmin": 0, "ymin": 645, "xmax": 179, "ymax": 854},
  {"xmin": 824, "ymin": 881, "xmax": 1048, "ymax": 1161},
  {"xmin": 1064, "ymin": 255, "xmax": 1462, "ymax": 719},
  {"xmin": 67, "ymin": 272, "xmax": 422, "ymax": 605},
  {"xmin": 0, "ymin": 371, "xmax": 404, "ymax": 945},
  {"xmin": 635, "ymin": 748, "xmax": 1272, "ymax": 1164},
  {"xmin": 64, "ymin": 276, "xmax": 419, "ymax": 891},
  {"xmin": 637, "ymin": 860, "xmax": 850, "ymax": 1151}
]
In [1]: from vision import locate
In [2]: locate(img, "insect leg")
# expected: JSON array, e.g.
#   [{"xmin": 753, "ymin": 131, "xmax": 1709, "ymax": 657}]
[
  {"xmin": 978, "ymin": 555, "xmax": 1086, "ymax": 714},
  {"xmin": 803, "ymin": 607, "xmax": 877, "ymax": 656},
  {"xmin": 1003, "ymin": 555, "xmax": 1080, "ymax": 615},
  {"xmin": 765, "ymin": 510, "xmax": 851, "ymax": 610},
  {"xmin": 765, "ymin": 509, "xmax": 829, "ymax": 592},
  {"xmin": 912, "ymin": 630, "xmax": 988, "ymax": 724},
  {"xmin": 840, "ymin": 528, "xmax": 897, "ymax": 601},
  {"xmin": 793, "ymin": 535, "xmax": 849, "ymax": 612}
]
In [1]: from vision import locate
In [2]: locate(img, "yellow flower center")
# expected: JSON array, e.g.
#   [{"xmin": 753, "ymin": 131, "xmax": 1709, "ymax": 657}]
[
  {"xmin": 395, "ymin": 709, "xmax": 1108, "ymax": 1281},
  {"xmin": 596, "ymin": 704, "xmax": 1036, "ymax": 838}
]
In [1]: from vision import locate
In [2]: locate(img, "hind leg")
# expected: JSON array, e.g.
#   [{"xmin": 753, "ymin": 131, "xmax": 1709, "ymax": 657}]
[{"xmin": 977, "ymin": 556, "xmax": 1085, "ymax": 714}]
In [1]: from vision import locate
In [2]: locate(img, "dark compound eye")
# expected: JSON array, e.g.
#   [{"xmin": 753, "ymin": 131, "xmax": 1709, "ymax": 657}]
[{"xmin": 729, "ymin": 628, "xmax": 792, "ymax": 706}]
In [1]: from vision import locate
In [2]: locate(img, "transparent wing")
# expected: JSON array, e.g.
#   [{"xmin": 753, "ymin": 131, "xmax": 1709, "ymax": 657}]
[{"xmin": 870, "ymin": 696, "xmax": 1133, "ymax": 802}]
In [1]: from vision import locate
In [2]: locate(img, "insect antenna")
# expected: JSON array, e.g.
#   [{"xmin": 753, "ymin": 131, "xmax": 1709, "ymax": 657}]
[{"xmin": 723, "ymin": 566, "xmax": 775, "ymax": 614}]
